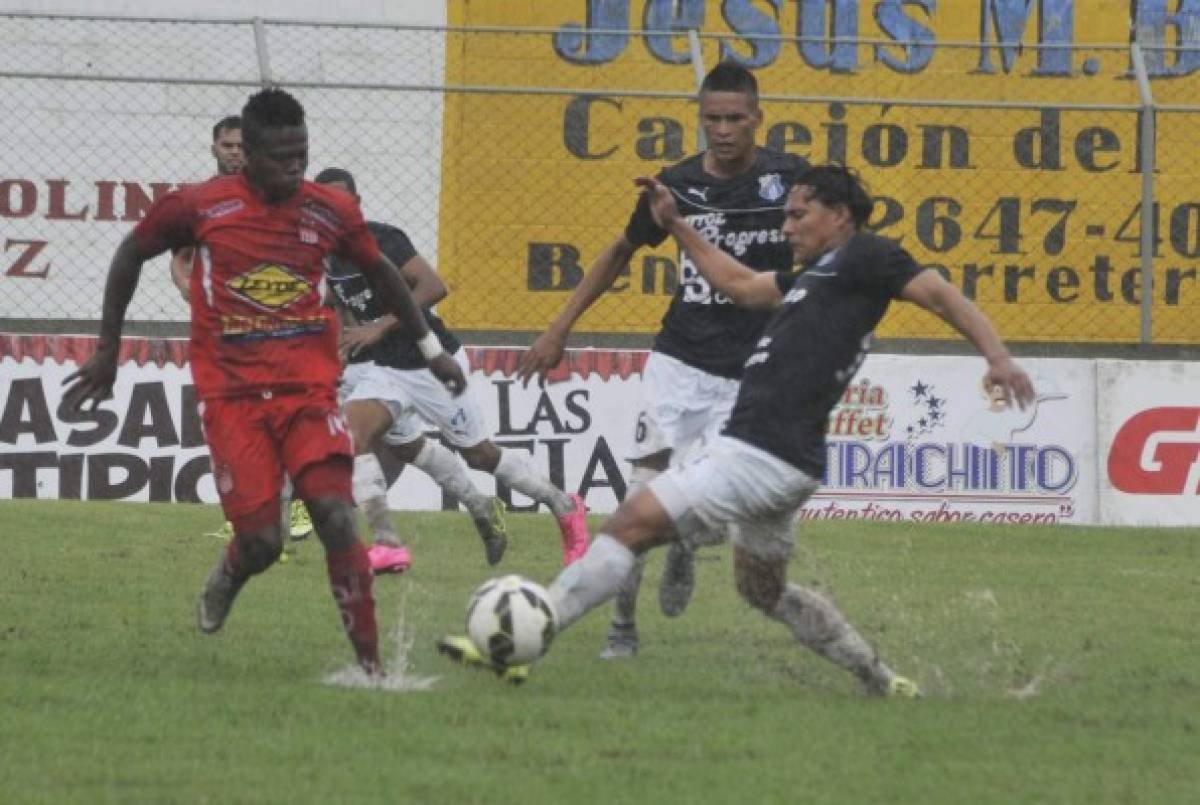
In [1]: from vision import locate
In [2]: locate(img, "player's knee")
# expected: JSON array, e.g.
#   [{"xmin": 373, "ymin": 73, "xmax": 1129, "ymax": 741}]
[
  {"xmin": 633, "ymin": 451, "xmax": 670, "ymax": 474},
  {"xmin": 390, "ymin": 437, "xmax": 423, "ymax": 464},
  {"xmin": 305, "ymin": 497, "xmax": 358, "ymax": 551},
  {"xmin": 240, "ymin": 534, "xmax": 284, "ymax": 573},
  {"xmin": 230, "ymin": 502, "xmax": 285, "ymax": 573},
  {"xmin": 461, "ymin": 441, "xmax": 499, "ymax": 472},
  {"xmin": 735, "ymin": 569, "xmax": 782, "ymax": 613}
]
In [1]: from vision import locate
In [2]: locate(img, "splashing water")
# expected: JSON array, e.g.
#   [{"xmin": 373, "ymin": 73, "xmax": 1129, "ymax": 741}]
[{"xmin": 322, "ymin": 582, "xmax": 440, "ymax": 692}]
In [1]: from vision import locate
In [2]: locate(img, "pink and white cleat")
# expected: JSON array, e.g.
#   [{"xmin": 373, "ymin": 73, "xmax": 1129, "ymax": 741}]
[
  {"xmin": 367, "ymin": 543, "xmax": 412, "ymax": 575},
  {"xmin": 556, "ymin": 493, "xmax": 591, "ymax": 566}
]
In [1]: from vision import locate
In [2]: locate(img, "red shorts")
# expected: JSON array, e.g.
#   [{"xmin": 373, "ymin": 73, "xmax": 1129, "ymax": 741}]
[{"xmin": 199, "ymin": 388, "xmax": 352, "ymax": 520}]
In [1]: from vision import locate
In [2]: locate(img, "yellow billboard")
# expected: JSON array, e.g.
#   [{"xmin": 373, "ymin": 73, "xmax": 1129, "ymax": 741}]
[{"xmin": 438, "ymin": 1, "xmax": 1200, "ymax": 344}]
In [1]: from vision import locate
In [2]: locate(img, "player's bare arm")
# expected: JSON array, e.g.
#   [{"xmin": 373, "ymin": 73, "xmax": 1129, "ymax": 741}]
[
  {"xmin": 341, "ymin": 254, "xmax": 447, "ymax": 358},
  {"xmin": 900, "ymin": 270, "xmax": 1035, "ymax": 409},
  {"xmin": 516, "ymin": 235, "xmax": 637, "ymax": 386},
  {"xmin": 360, "ymin": 253, "xmax": 466, "ymax": 396},
  {"xmin": 63, "ymin": 233, "xmax": 162, "ymax": 412},
  {"xmin": 636, "ymin": 176, "xmax": 782, "ymax": 310},
  {"xmin": 169, "ymin": 246, "xmax": 194, "ymax": 302}
]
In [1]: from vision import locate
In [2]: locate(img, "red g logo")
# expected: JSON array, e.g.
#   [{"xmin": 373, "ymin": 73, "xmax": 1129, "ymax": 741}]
[{"xmin": 1108, "ymin": 408, "xmax": 1200, "ymax": 495}]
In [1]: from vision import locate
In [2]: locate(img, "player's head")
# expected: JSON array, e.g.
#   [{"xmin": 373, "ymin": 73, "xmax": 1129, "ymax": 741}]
[
  {"xmin": 314, "ymin": 167, "xmax": 359, "ymax": 201},
  {"xmin": 783, "ymin": 165, "xmax": 873, "ymax": 261},
  {"xmin": 210, "ymin": 115, "xmax": 244, "ymax": 176},
  {"xmin": 241, "ymin": 88, "xmax": 307, "ymax": 202},
  {"xmin": 699, "ymin": 61, "xmax": 762, "ymax": 174}
]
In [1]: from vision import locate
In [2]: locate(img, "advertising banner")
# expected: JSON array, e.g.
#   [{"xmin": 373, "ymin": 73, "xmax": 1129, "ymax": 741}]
[
  {"xmin": 3, "ymin": 335, "xmax": 1098, "ymax": 526},
  {"xmin": 1098, "ymin": 360, "xmax": 1200, "ymax": 526},
  {"xmin": 437, "ymin": 1, "xmax": 1200, "ymax": 343}
]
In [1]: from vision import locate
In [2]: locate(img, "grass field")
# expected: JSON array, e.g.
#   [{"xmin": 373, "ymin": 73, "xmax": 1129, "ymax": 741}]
[{"xmin": 1, "ymin": 499, "xmax": 1197, "ymax": 804}]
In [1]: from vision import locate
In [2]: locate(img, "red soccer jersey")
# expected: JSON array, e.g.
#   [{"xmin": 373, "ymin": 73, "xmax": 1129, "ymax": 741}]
[{"xmin": 133, "ymin": 175, "xmax": 381, "ymax": 400}]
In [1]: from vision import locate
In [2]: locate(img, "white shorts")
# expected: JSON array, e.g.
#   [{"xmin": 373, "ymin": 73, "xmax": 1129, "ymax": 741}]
[
  {"xmin": 340, "ymin": 350, "xmax": 488, "ymax": 448},
  {"xmin": 627, "ymin": 352, "xmax": 740, "ymax": 463},
  {"xmin": 648, "ymin": 436, "xmax": 820, "ymax": 561}
]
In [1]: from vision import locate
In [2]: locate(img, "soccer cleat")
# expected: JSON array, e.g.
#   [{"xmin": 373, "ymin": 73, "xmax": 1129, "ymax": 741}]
[
  {"xmin": 288, "ymin": 499, "xmax": 314, "ymax": 541},
  {"xmin": 367, "ymin": 542, "xmax": 412, "ymax": 575},
  {"xmin": 437, "ymin": 635, "xmax": 530, "ymax": 685},
  {"xmin": 886, "ymin": 675, "xmax": 922, "ymax": 699},
  {"xmin": 472, "ymin": 497, "xmax": 509, "ymax": 567},
  {"xmin": 204, "ymin": 520, "xmax": 234, "ymax": 542},
  {"xmin": 197, "ymin": 555, "xmax": 245, "ymax": 634},
  {"xmin": 556, "ymin": 493, "xmax": 591, "ymax": 565},
  {"xmin": 599, "ymin": 621, "xmax": 639, "ymax": 660},
  {"xmin": 658, "ymin": 541, "xmax": 696, "ymax": 617}
]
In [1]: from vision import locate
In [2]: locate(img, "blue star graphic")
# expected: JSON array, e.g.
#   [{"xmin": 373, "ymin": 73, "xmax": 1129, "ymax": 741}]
[{"xmin": 911, "ymin": 380, "xmax": 929, "ymax": 399}]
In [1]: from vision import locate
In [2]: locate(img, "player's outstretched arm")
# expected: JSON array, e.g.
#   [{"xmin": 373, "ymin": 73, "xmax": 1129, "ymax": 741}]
[
  {"xmin": 635, "ymin": 176, "xmax": 782, "ymax": 310},
  {"xmin": 363, "ymin": 254, "xmax": 466, "ymax": 395},
  {"xmin": 63, "ymin": 233, "xmax": 157, "ymax": 412},
  {"xmin": 516, "ymin": 235, "xmax": 637, "ymax": 386},
  {"xmin": 900, "ymin": 270, "xmax": 1035, "ymax": 409}
]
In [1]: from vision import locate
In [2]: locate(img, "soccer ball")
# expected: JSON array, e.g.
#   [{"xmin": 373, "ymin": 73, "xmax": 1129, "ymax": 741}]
[{"xmin": 466, "ymin": 575, "xmax": 557, "ymax": 666}]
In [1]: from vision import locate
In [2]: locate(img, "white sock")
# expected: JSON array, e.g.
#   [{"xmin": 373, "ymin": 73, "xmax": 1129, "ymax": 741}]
[
  {"xmin": 494, "ymin": 448, "xmax": 572, "ymax": 516},
  {"xmin": 770, "ymin": 583, "xmax": 893, "ymax": 687},
  {"xmin": 352, "ymin": 454, "xmax": 398, "ymax": 544},
  {"xmin": 411, "ymin": 440, "xmax": 489, "ymax": 517},
  {"xmin": 547, "ymin": 534, "xmax": 636, "ymax": 631}
]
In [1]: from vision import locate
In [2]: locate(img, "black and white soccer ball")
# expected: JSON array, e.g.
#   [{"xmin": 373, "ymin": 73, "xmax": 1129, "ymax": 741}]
[{"xmin": 466, "ymin": 575, "xmax": 557, "ymax": 666}]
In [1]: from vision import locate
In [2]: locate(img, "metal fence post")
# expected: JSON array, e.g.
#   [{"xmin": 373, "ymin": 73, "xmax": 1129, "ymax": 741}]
[
  {"xmin": 687, "ymin": 28, "xmax": 706, "ymax": 151},
  {"xmin": 253, "ymin": 17, "xmax": 274, "ymax": 86},
  {"xmin": 1130, "ymin": 40, "xmax": 1155, "ymax": 345}
]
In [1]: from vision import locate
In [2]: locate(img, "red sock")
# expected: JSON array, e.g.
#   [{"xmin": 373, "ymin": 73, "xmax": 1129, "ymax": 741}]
[{"xmin": 326, "ymin": 542, "xmax": 381, "ymax": 674}]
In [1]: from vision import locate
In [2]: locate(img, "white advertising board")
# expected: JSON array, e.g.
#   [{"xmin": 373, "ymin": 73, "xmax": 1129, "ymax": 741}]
[
  {"xmin": 2, "ymin": 336, "xmax": 1100, "ymax": 526},
  {"xmin": 1097, "ymin": 360, "xmax": 1200, "ymax": 527}
]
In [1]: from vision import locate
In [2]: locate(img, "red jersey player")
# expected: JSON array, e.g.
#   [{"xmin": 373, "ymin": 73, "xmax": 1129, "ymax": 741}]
[{"xmin": 63, "ymin": 88, "xmax": 465, "ymax": 676}]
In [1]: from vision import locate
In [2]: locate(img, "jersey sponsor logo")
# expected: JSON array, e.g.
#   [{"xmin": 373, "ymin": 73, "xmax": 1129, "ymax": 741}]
[
  {"xmin": 299, "ymin": 200, "xmax": 342, "ymax": 231},
  {"xmin": 1108, "ymin": 407, "xmax": 1200, "ymax": 495},
  {"xmin": 199, "ymin": 198, "xmax": 245, "ymax": 219},
  {"xmin": 758, "ymin": 173, "xmax": 786, "ymax": 201},
  {"xmin": 227, "ymin": 263, "xmax": 312, "ymax": 311},
  {"xmin": 219, "ymin": 312, "xmax": 327, "ymax": 340},
  {"xmin": 298, "ymin": 227, "xmax": 318, "ymax": 244}
]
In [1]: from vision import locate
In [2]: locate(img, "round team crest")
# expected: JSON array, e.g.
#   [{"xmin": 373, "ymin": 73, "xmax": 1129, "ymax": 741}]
[{"xmin": 759, "ymin": 173, "xmax": 785, "ymax": 201}]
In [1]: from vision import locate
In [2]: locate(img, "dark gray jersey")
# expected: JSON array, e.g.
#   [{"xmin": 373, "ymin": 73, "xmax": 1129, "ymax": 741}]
[
  {"xmin": 724, "ymin": 232, "xmax": 926, "ymax": 476},
  {"xmin": 625, "ymin": 148, "xmax": 809, "ymax": 379},
  {"xmin": 326, "ymin": 221, "xmax": 459, "ymax": 369}
]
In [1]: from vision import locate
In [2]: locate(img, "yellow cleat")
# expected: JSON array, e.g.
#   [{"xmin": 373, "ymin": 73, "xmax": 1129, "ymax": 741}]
[
  {"xmin": 886, "ymin": 675, "xmax": 922, "ymax": 699},
  {"xmin": 437, "ymin": 635, "xmax": 530, "ymax": 685},
  {"xmin": 288, "ymin": 499, "xmax": 314, "ymax": 541},
  {"xmin": 205, "ymin": 521, "xmax": 234, "ymax": 542}
]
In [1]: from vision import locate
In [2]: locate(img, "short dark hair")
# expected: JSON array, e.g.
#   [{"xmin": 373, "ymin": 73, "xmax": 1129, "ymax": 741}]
[
  {"xmin": 212, "ymin": 115, "xmax": 241, "ymax": 141},
  {"xmin": 314, "ymin": 167, "xmax": 357, "ymax": 194},
  {"xmin": 700, "ymin": 60, "xmax": 758, "ymax": 102},
  {"xmin": 794, "ymin": 165, "xmax": 875, "ymax": 228},
  {"xmin": 241, "ymin": 88, "xmax": 305, "ymax": 151}
]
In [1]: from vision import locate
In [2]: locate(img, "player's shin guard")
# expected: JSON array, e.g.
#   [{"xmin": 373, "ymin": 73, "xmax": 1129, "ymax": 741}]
[
  {"xmin": 547, "ymin": 534, "xmax": 635, "ymax": 631},
  {"xmin": 411, "ymin": 440, "xmax": 488, "ymax": 514},
  {"xmin": 353, "ymin": 454, "xmax": 399, "ymax": 544},
  {"xmin": 494, "ymin": 448, "xmax": 572, "ymax": 516},
  {"xmin": 325, "ymin": 542, "xmax": 381, "ymax": 674},
  {"xmin": 770, "ymin": 583, "xmax": 893, "ymax": 688}
]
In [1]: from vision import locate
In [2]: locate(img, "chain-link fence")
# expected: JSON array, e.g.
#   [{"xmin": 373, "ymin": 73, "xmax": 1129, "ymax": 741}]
[{"xmin": 1, "ymin": 12, "xmax": 1197, "ymax": 351}]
